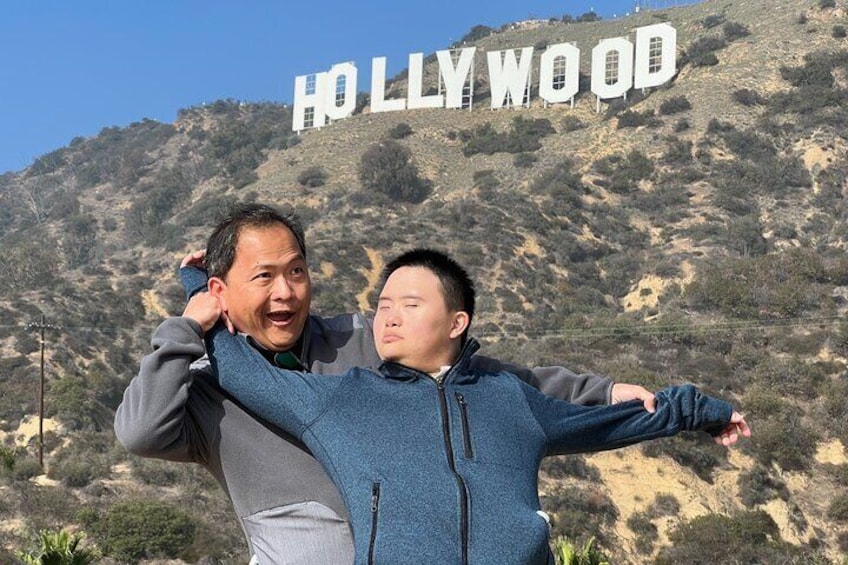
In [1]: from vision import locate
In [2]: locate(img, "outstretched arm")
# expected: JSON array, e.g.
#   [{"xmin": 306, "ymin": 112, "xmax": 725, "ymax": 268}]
[{"xmin": 524, "ymin": 384, "xmax": 744, "ymax": 455}]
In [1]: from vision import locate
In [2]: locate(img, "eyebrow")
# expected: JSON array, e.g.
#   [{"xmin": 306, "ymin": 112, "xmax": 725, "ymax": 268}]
[
  {"xmin": 378, "ymin": 293, "xmax": 422, "ymax": 302},
  {"xmin": 251, "ymin": 255, "xmax": 306, "ymax": 270}
]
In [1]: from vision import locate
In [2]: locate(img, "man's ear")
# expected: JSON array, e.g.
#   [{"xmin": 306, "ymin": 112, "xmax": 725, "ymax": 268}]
[
  {"xmin": 208, "ymin": 277, "xmax": 228, "ymax": 310},
  {"xmin": 449, "ymin": 311, "xmax": 470, "ymax": 340}
]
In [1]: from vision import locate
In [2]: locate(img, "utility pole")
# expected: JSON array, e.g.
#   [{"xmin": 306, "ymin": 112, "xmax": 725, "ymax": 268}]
[{"xmin": 25, "ymin": 315, "xmax": 61, "ymax": 468}]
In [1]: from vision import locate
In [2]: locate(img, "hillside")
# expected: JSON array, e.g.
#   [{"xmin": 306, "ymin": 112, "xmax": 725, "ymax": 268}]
[{"xmin": 2, "ymin": 0, "xmax": 848, "ymax": 562}]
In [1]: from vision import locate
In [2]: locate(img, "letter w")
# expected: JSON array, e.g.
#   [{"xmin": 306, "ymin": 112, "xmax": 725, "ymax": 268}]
[{"xmin": 487, "ymin": 47, "xmax": 534, "ymax": 109}]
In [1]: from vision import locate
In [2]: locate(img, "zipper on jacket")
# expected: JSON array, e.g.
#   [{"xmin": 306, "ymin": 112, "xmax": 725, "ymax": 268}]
[
  {"xmin": 368, "ymin": 482, "xmax": 381, "ymax": 565},
  {"xmin": 455, "ymin": 393, "xmax": 474, "ymax": 459},
  {"xmin": 438, "ymin": 383, "xmax": 469, "ymax": 565}
]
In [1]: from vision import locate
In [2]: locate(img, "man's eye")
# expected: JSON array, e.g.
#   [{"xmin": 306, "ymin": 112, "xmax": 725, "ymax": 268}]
[
  {"xmin": 292, "ymin": 266, "xmax": 305, "ymax": 276},
  {"xmin": 405, "ymin": 304, "xmax": 418, "ymax": 308},
  {"xmin": 253, "ymin": 272, "xmax": 271, "ymax": 280}
]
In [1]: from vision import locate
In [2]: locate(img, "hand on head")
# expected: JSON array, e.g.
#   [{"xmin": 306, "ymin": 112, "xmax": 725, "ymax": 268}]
[
  {"xmin": 181, "ymin": 249, "xmax": 234, "ymax": 334},
  {"xmin": 181, "ymin": 249, "xmax": 207, "ymax": 269},
  {"xmin": 183, "ymin": 292, "xmax": 235, "ymax": 335}
]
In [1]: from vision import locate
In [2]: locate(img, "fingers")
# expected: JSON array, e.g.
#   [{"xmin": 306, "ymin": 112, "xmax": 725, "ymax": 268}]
[
  {"xmin": 714, "ymin": 413, "xmax": 751, "ymax": 446},
  {"xmin": 731, "ymin": 412, "xmax": 752, "ymax": 438},
  {"xmin": 181, "ymin": 249, "xmax": 207, "ymax": 268},
  {"xmin": 643, "ymin": 395, "xmax": 657, "ymax": 414},
  {"xmin": 222, "ymin": 311, "xmax": 235, "ymax": 335},
  {"xmin": 611, "ymin": 384, "xmax": 657, "ymax": 413}
]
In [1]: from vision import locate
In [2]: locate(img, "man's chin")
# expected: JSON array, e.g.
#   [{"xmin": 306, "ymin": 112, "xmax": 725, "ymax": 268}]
[{"xmin": 257, "ymin": 332, "xmax": 298, "ymax": 352}]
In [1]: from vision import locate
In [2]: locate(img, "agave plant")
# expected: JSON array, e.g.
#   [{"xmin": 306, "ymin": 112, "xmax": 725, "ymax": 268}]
[
  {"xmin": 553, "ymin": 535, "xmax": 610, "ymax": 565},
  {"xmin": 17, "ymin": 529, "xmax": 98, "ymax": 565}
]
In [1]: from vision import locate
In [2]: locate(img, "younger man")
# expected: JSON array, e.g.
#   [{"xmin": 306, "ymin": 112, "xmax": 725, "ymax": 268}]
[{"xmin": 187, "ymin": 249, "xmax": 749, "ymax": 564}]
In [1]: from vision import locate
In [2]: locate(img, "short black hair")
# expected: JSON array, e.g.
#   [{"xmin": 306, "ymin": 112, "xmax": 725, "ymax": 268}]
[
  {"xmin": 206, "ymin": 203, "xmax": 307, "ymax": 280},
  {"xmin": 380, "ymin": 249, "xmax": 476, "ymax": 338}
]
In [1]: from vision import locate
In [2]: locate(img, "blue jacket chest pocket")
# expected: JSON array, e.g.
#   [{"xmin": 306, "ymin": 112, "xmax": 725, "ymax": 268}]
[{"xmin": 449, "ymin": 386, "xmax": 546, "ymax": 470}]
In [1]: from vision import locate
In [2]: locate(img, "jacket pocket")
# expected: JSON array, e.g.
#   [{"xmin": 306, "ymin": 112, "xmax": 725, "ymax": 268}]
[
  {"xmin": 368, "ymin": 482, "xmax": 381, "ymax": 565},
  {"xmin": 455, "ymin": 393, "xmax": 474, "ymax": 459}
]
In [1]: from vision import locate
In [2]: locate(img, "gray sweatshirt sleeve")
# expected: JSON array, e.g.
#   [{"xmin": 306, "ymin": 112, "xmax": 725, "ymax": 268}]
[
  {"xmin": 114, "ymin": 317, "xmax": 211, "ymax": 462},
  {"xmin": 469, "ymin": 355, "xmax": 613, "ymax": 405}
]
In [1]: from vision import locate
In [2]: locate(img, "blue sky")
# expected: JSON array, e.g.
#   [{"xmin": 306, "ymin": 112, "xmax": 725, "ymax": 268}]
[{"xmin": 0, "ymin": 1, "xmax": 649, "ymax": 173}]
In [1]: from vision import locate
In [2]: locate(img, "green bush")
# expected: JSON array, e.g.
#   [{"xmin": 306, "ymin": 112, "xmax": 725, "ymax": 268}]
[
  {"xmin": 47, "ymin": 454, "xmax": 110, "ymax": 488},
  {"xmin": 92, "ymin": 499, "xmax": 197, "ymax": 562},
  {"xmin": 387, "ymin": 122, "xmax": 413, "ymax": 139},
  {"xmin": 825, "ymin": 463, "xmax": 848, "ymax": 486},
  {"xmin": 641, "ymin": 433, "xmax": 726, "ymax": 482},
  {"xmin": 529, "ymin": 159, "xmax": 586, "ymax": 211},
  {"xmin": 472, "ymin": 169, "xmax": 500, "ymax": 193},
  {"xmin": 685, "ymin": 36, "xmax": 725, "ymax": 66},
  {"xmin": 723, "ymin": 22, "xmax": 751, "ymax": 41},
  {"xmin": 542, "ymin": 455, "xmax": 601, "ymax": 481},
  {"xmin": 647, "ymin": 493, "xmax": 680, "ymax": 518},
  {"xmin": 577, "ymin": 11, "xmax": 601, "ymax": 22},
  {"xmin": 685, "ymin": 252, "xmax": 826, "ymax": 320},
  {"xmin": 656, "ymin": 510, "xmax": 801, "ymax": 564},
  {"xmin": 659, "ymin": 95, "xmax": 692, "ymax": 115},
  {"xmin": 0, "ymin": 445, "xmax": 15, "ymax": 472},
  {"xmin": 662, "ymin": 138, "xmax": 693, "ymax": 166},
  {"xmin": 780, "ymin": 56, "xmax": 835, "ymax": 88},
  {"xmin": 12, "ymin": 457, "xmax": 44, "ymax": 482},
  {"xmin": 561, "ymin": 116, "xmax": 585, "ymax": 132},
  {"xmin": 702, "ymin": 14, "xmax": 725, "ymax": 29},
  {"xmin": 542, "ymin": 485, "xmax": 618, "ymax": 544},
  {"xmin": 742, "ymin": 387, "xmax": 819, "ymax": 471},
  {"xmin": 455, "ymin": 24, "xmax": 493, "ymax": 45},
  {"xmin": 725, "ymin": 215, "xmax": 768, "ymax": 256},
  {"xmin": 513, "ymin": 152, "xmax": 538, "ymax": 168},
  {"xmin": 358, "ymin": 140, "xmax": 431, "ymax": 203},
  {"xmin": 297, "ymin": 165, "xmax": 327, "ymax": 188},
  {"xmin": 626, "ymin": 511, "xmax": 657, "ymax": 554},
  {"xmin": 461, "ymin": 117, "xmax": 554, "ymax": 156},
  {"xmin": 595, "ymin": 149, "xmax": 654, "ymax": 194},
  {"xmin": 834, "ymin": 25, "xmax": 847, "ymax": 39},
  {"xmin": 617, "ymin": 109, "xmax": 653, "ymax": 129},
  {"xmin": 828, "ymin": 493, "xmax": 848, "ymax": 522},
  {"xmin": 820, "ymin": 0, "xmax": 836, "ymax": 8},
  {"xmin": 16, "ymin": 483, "xmax": 79, "ymax": 530},
  {"xmin": 820, "ymin": 379, "xmax": 848, "ymax": 446},
  {"xmin": 732, "ymin": 88, "xmax": 766, "ymax": 106},
  {"xmin": 738, "ymin": 466, "xmax": 789, "ymax": 507},
  {"xmin": 130, "ymin": 456, "xmax": 185, "ymax": 486}
]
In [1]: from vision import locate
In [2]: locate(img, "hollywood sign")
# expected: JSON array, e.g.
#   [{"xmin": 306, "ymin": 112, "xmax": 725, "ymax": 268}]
[{"xmin": 293, "ymin": 22, "xmax": 677, "ymax": 132}]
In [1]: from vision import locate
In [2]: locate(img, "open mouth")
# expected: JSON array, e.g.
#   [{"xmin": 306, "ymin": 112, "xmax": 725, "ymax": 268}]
[{"xmin": 267, "ymin": 311, "xmax": 296, "ymax": 325}]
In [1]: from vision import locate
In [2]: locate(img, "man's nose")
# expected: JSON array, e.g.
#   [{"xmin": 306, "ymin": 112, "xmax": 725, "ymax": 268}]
[
  {"xmin": 271, "ymin": 276, "xmax": 295, "ymax": 299},
  {"xmin": 385, "ymin": 311, "xmax": 400, "ymax": 327}
]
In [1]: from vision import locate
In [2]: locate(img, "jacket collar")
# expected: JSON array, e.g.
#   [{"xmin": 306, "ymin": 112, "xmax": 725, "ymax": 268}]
[
  {"xmin": 244, "ymin": 316, "xmax": 315, "ymax": 371},
  {"xmin": 378, "ymin": 338, "xmax": 481, "ymax": 383}
]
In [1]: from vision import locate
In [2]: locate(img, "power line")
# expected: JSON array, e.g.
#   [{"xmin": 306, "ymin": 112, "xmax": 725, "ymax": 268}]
[
  {"xmin": 0, "ymin": 315, "xmax": 845, "ymax": 340},
  {"xmin": 477, "ymin": 316, "xmax": 847, "ymax": 339}
]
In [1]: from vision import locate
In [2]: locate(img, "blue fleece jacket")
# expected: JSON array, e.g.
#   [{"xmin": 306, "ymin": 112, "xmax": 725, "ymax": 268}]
[{"xmin": 205, "ymin": 324, "xmax": 732, "ymax": 565}]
